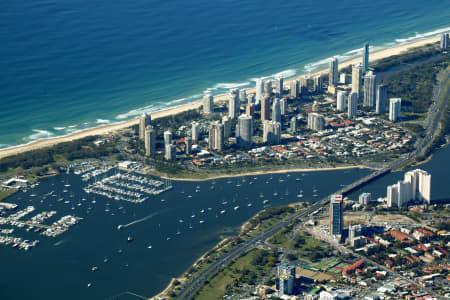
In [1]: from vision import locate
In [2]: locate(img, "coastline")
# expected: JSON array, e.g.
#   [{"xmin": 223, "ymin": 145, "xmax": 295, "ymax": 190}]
[
  {"xmin": 153, "ymin": 165, "xmax": 373, "ymax": 182},
  {"xmin": 0, "ymin": 35, "xmax": 440, "ymax": 160}
]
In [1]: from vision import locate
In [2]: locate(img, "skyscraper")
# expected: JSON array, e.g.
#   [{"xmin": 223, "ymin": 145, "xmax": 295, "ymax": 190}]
[
  {"xmin": 387, "ymin": 169, "xmax": 431, "ymax": 207},
  {"xmin": 389, "ymin": 98, "xmax": 401, "ymax": 122},
  {"xmin": 314, "ymin": 75, "xmax": 323, "ymax": 93},
  {"xmin": 185, "ymin": 136, "xmax": 192, "ymax": 155},
  {"xmin": 236, "ymin": 114, "xmax": 253, "ymax": 148},
  {"xmin": 352, "ymin": 64, "xmax": 362, "ymax": 97},
  {"xmin": 376, "ymin": 84, "xmax": 387, "ymax": 114},
  {"xmin": 289, "ymin": 116, "xmax": 297, "ymax": 133},
  {"xmin": 222, "ymin": 116, "xmax": 231, "ymax": 139},
  {"xmin": 246, "ymin": 103, "xmax": 255, "ymax": 117},
  {"xmin": 276, "ymin": 75, "xmax": 284, "ymax": 98},
  {"xmin": 330, "ymin": 194, "xmax": 343, "ymax": 237},
  {"xmin": 229, "ymin": 89, "xmax": 240, "ymax": 119},
  {"xmin": 164, "ymin": 130, "xmax": 173, "ymax": 146},
  {"xmin": 280, "ymin": 98, "xmax": 286, "ymax": 115},
  {"xmin": 362, "ymin": 43, "xmax": 369, "ymax": 73},
  {"xmin": 144, "ymin": 125, "xmax": 156, "ymax": 157},
  {"xmin": 239, "ymin": 89, "xmax": 247, "ymax": 104},
  {"xmin": 359, "ymin": 192, "xmax": 371, "ymax": 205},
  {"xmin": 264, "ymin": 80, "xmax": 272, "ymax": 96},
  {"xmin": 363, "ymin": 71, "xmax": 376, "ymax": 108},
  {"xmin": 329, "ymin": 57, "xmax": 339, "ymax": 86},
  {"xmin": 261, "ymin": 95, "xmax": 271, "ymax": 121},
  {"xmin": 139, "ymin": 113, "xmax": 152, "ymax": 140},
  {"xmin": 255, "ymin": 79, "xmax": 264, "ymax": 104},
  {"xmin": 404, "ymin": 169, "xmax": 431, "ymax": 204},
  {"xmin": 440, "ymin": 33, "xmax": 449, "ymax": 50},
  {"xmin": 299, "ymin": 77, "xmax": 308, "ymax": 95},
  {"xmin": 164, "ymin": 144, "xmax": 176, "ymax": 161},
  {"xmin": 290, "ymin": 80, "xmax": 299, "ymax": 98},
  {"xmin": 191, "ymin": 122, "xmax": 200, "ymax": 142},
  {"xmin": 203, "ymin": 94, "xmax": 214, "ymax": 114},
  {"xmin": 348, "ymin": 91, "xmax": 358, "ymax": 119},
  {"xmin": 307, "ymin": 112, "xmax": 325, "ymax": 131},
  {"xmin": 272, "ymin": 98, "xmax": 281, "ymax": 123},
  {"xmin": 263, "ymin": 120, "xmax": 281, "ymax": 145},
  {"xmin": 336, "ymin": 90, "xmax": 347, "ymax": 112},
  {"xmin": 208, "ymin": 121, "xmax": 224, "ymax": 151}
]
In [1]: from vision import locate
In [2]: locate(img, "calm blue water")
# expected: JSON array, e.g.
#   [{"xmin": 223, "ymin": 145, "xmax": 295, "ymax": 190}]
[{"xmin": 0, "ymin": 0, "xmax": 449, "ymax": 147}]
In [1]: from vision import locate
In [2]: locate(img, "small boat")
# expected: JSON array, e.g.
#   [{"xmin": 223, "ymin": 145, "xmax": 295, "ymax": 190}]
[
  {"xmin": 148, "ymin": 245, "xmax": 152, "ymax": 249},
  {"xmin": 178, "ymin": 219, "xmax": 184, "ymax": 223},
  {"xmin": 87, "ymin": 283, "xmax": 92, "ymax": 288},
  {"xmin": 103, "ymin": 258, "xmax": 108, "ymax": 263},
  {"xmin": 220, "ymin": 210, "xmax": 226, "ymax": 214},
  {"xmin": 191, "ymin": 214, "xmax": 196, "ymax": 218},
  {"xmin": 234, "ymin": 206, "xmax": 240, "ymax": 211},
  {"xmin": 127, "ymin": 236, "xmax": 133, "ymax": 243},
  {"xmin": 199, "ymin": 220, "xmax": 205, "ymax": 224},
  {"xmin": 117, "ymin": 225, "xmax": 123, "ymax": 230},
  {"xmin": 200, "ymin": 209, "xmax": 205, "ymax": 213},
  {"xmin": 91, "ymin": 266, "xmax": 98, "ymax": 272},
  {"xmin": 263, "ymin": 200, "xmax": 269, "ymax": 204},
  {"xmin": 247, "ymin": 203, "xmax": 252, "ymax": 207}
]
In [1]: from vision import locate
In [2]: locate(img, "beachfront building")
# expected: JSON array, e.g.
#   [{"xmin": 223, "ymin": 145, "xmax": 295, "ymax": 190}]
[
  {"xmin": 336, "ymin": 90, "xmax": 347, "ymax": 112},
  {"xmin": 314, "ymin": 75, "xmax": 323, "ymax": 93},
  {"xmin": 376, "ymin": 84, "xmax": 388, "ymax": 114},
  {"xmin": 164, "ymin": 130, "xmax": 173, "ymax": 146},
  {"xmin": 363, "ymin": 71, "xmax": 376, "ymax": 108},
  {"xmin": 272, "ymin": 98, "xmax": 281, "ymax": 123},
  {"xmin": 307, "ymin": 112, "xmax": 324, "ymax": 131},
  {"xmin": 264, "ymin": 80, "xmax": 273, "ymax": 96},
  {"xmin": 144, "ymin": 125, "xmax": 156, "ymax": 157},
  {"xmin": 263, "ymin": 120, "xmax": 281, "ymax": 145},
  {"xmin": 290, "ymin": 79, "xmax": 299, "ymax": 98},
  {"xmin": 340, "ymin": 72, "xmax": 351, "ymax": 84},
  {"xmin": 276, "ymin": 75, "xmax": 283, "ymax": 98},
  {"xmin": 191, "ymin": 122, "xmax": 200, "ymax": 142},
  {"xmin": 329, "ymin": 57, "xmax": 339, "ymax": 86},
  {"xmin": 164, "ymin": 144, "xmax": 176, "ymax": 161},
  {"xmin": 236, "ymin": 114, "xmax": 253, "ymax": 148},
  {"xmin": 300, "ymin": 77, "xmax": 309, "ymax": 95},
  {"xmin": 330, "ymin": 194, "xmax": 344, "ymax": 237},
  {"xmin": 389, "ymin": 98, "xmax": 401, "ymax": 122},
  {"xmin": 352, "ymin": 64, "xmax": 362, "ymax": 98},
  {"xmin": 255, "ymin": 79, "xmax": 264, "ymax": 104},
  {"xmin": 229, "ymin": 89, "xmax": 240, "ymax": 119},
  {"xmin": 363, "ymin": 43, "xmax": 369, "ymax": 73},
  {"xmin": 203, "ymin": 94, "xmax": 214, "ymax": 114},
  {"xmin": 441, "ymin": 33, "xmax": 449, "ymax": 50},
  {"xmin": 261, "ymin": 95, "xmax": 271, "ymax": 121},
  {"xmin": 348, "ymin": 91, "xmax": 358, "ymax": 119},
  {"xmin": 221, "ymin": 116, "xmax": 231, "ymax": 139},
  {"xmin": 208, "ymin": 121, "xmax": 224, "ymax": 151},
  {"xmin": 139, "ymin": 113, "xmax": 152, "ymax": 140}
]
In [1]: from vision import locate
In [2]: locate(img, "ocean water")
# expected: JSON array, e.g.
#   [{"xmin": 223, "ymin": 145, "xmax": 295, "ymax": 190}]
[{"xmin": 0, "ymin": 0, "xmax": 449, "ymax": 147}]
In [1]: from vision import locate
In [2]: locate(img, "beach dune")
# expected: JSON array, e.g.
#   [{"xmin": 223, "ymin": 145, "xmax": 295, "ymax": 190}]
[{"xmin": 0, "ymin": 35, "xmax": 440, "ymax": 160}]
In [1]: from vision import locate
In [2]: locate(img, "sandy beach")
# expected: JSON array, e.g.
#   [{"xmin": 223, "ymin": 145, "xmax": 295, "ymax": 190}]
[{"xmin": 0, "ymin": 35, "xmax": 440, "ymax": 160}]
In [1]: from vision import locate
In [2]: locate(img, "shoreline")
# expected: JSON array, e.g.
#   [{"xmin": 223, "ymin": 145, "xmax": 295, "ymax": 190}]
[
  {"xmin": 0, "ymin": 35, "xmax": 441, "ymax": 160},
  {"xmin": 0, "ymin": 36, "xmax": 441, "ymax": 160},
  {"xmin": 154, "ymin": 165, "xmax": 373, "ymax": 182}
]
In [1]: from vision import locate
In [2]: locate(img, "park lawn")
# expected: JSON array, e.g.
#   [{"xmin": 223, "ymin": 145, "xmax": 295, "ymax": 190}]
[{"xmin": 193, "ymin": 249, "xmax": 276, "ymax": 300}]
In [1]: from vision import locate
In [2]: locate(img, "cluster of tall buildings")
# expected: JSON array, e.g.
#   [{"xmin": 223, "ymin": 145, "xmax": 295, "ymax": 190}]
[
  {"xmin": 329, "ymin": 42, "xmax": 401, "ymax": 122},
  {"xmin": 276, "ymin": 264, "xmax": 296, "ymax": 295},
  {"xmin": 387, "ymin": 169, "xmax": 431, "ymax": 208},
  {"xmin": 307, "ymin": 112, "xmax": 325, "ymax": 131}
]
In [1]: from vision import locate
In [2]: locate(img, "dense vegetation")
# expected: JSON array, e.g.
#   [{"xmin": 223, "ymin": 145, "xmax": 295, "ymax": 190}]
[
  {"xmin": 248, "ymin": 206, "xmax": 295, "ymax": 226},
  {"xmin": 383, "ymin": 55, "xmax": 449, "ymax": 114},
  {"xmin": 0, "ymin": 136, "xmax": 118, "ymax": 172},
  {"xmin": 373, "ymin": 44, "xmax": 440, "ymax": 72}
]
